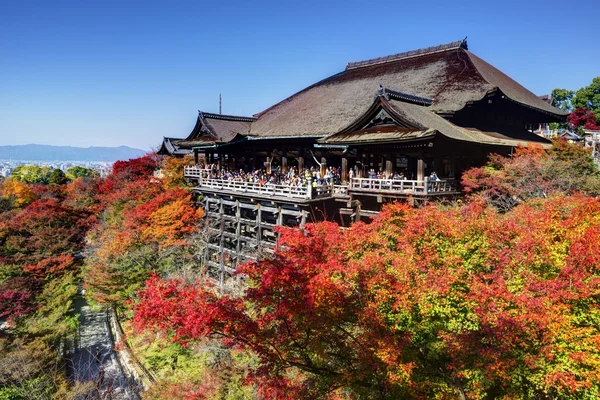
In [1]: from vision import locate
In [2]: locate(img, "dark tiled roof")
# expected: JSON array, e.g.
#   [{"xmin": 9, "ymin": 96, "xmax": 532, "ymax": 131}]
[
  {"xmin": 157, "ymin": 137, "xmax": 192, "ymax": 155},
  {"xmin": 181, "ymin": 112, "xmax": 253, "ymax": 145}
]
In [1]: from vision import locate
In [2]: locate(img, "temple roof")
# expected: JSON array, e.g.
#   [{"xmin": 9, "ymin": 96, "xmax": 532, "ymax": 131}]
[
  {"xmin": 157, "ymin": 137, "xmax": 192, "ymax": 156},
  {"xmin": 321, "ymin": 94, "xmax": 552, "ymax": 148},
  {"xmin": 175, "ymin": 111, "xmax": 254, "ymax": 148},
  {"xmin": 248, "ymin": 39, "xmax": 566, "ymax": 138}
]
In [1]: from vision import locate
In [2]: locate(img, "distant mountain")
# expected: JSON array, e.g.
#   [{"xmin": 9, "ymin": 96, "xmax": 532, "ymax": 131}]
[{"xmin": 0, "ymin": 144, "xmax": 148, "ymax": 162}]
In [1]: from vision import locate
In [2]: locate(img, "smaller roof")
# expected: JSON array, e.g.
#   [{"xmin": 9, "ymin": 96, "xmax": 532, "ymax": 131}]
[
  {"xmin": 177, "ymin": 111, "xmax": 254, "ymax": 149},
  {"xmin": 157, "ymin": 137, "xmax": 192, "ymax": 156},
  {"xmin": 559, "ymin": 130, "xmax": 584, "ymax": 141}
]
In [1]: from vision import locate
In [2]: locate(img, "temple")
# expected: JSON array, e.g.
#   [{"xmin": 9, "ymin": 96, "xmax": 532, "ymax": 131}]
[{"xmin": 158, "ymin": 39, "xmax": 567, "ymax": 283}]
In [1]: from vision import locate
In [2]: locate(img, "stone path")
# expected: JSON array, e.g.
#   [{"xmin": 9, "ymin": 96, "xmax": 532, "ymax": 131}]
[{"xmin": 68, "ymin": 297, "xmax": 137, "ymax": 400}]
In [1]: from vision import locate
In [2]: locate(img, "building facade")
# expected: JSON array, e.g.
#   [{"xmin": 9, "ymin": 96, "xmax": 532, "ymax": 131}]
[{"xmin": 158, "ymin": 39, "xmax": 567, "ymax": 283}]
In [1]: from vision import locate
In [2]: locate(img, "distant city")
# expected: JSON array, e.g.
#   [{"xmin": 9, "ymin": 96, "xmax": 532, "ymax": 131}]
[
  {"xmin": 0, "ymin": 144, "xmax": 148, "ymax": 178},
  {"xmin": 0, "ymin": 159, "xmax": 114, "ymax": 178}
]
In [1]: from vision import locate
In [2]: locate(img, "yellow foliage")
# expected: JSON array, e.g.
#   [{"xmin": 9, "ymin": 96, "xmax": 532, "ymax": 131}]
[
  {"xmin": 160, "ymin": 156, "xmax": 196, "ymax": 189},
  {"xmin": 0, "ymin": 179, "xmax": 37, "ymax": 208}
]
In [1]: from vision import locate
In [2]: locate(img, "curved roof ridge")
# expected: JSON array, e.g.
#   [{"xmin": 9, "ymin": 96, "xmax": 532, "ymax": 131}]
[
  {"xmin": 346, "ymin": 38, "xmax": 467, "ymax": 70},
  {"xmin": 200, "ymin": 111, "xmax": 256, "ymax": 122}
]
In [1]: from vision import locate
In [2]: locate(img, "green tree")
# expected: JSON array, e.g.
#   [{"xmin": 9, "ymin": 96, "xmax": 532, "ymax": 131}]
[
  {"xmin": 10, "ymin": 166, "xmax": 51, "ymax": 184},
  {"xmin": 551, "ymin": 88, "xmax": 575, "ymax": 113},
  {"xmin": 573, "ymin": 76, "xmax": 600, "ymax": 123},
  {"xmin": 48, "ymin": 169, "xmax": 67, "ymax": 185},
  {"xmin": 65, "ymin": 166, "xmax": 96, "ymax": 180}
]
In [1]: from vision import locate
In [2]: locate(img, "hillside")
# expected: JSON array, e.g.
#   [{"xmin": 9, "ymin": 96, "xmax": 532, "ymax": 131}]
[{"xmin": 0, "ymin": 144, "xmax": 147, "ymax": 161}]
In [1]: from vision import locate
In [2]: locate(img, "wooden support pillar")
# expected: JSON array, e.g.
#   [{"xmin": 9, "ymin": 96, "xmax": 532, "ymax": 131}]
[
  {"xmin": 417, "ymin": 156, "xmax": 425, "ymax": 182},
  {"xmin": 341, "ymin": 156, "xmax": 348, "ymax": 183},
  {"xmin": 194, "ymin": 149, "xmax": 199, "ymax": 164},
  {"xmin": 281, "ymin": 156, "xmax": 288, "ymax": 174},
  {"xmin": 320, "ymin": 156, "xmax": 327, "ymax": 178},
  {"xmin": 385, "ymin": 154, "xmax": 393, "ymax": 178},
  {"xmin": 266, "ymin": 156, "xmax": 272, "ymax": 174},
  {"xmin": 217, "ymin": 153, "xmax": 222, "ymax": 170},
  {"xmin": 359, "ymin": 152, "xmax": 366, "ymax": 178},
  {"xmin": 298, "ymin": 155, "xmax": 304, "ymax": 171}
]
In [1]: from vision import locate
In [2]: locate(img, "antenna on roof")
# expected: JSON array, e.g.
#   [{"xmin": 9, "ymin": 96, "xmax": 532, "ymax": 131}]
[{"xmin": 219, "ymin": 93, "xmax": 222, "ymax": 115}]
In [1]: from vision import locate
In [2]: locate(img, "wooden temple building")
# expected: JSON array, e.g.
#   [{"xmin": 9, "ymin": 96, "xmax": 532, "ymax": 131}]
[{"xmin": 158, "ymin": 39, "xmax": 566, "ymax": 282}]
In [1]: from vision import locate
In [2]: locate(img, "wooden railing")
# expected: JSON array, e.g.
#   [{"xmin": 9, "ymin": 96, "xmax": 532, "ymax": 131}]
[
  {"xmin": 349, "ymin": 177, "xmax": 457, "ymax": 194},
  {"xmin": 201, "ymin": 179, "xmax": 312, "ymax": 199},
  {"xmin": 184, "ymin": 167, "xmax": 330, "ymax": 199},
  {"xmin": 184, "ymin": 166, "xmax": 211, "ymax": 178},
  {"xmin": 184, "ymin": 167, "xmax": 457, "ymax": 198}
]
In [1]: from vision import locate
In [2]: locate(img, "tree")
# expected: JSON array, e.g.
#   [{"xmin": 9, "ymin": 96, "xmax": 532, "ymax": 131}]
[
  {"xmin": 48, "ymin": 169, "xmax": 68, "ymax": 185},
  {"xmin": 65, "ymin": 166, "xmax": 97, "ymax": 180},
  {"xmin": 551, "ymin": 88, "xmax": 575, "ymax": 113},
  {"xmin": 112, "ymin": 154, "xmax": 158, "ymax": 181},
  {"xmin": 573, "ymin": 76, "xmax": 600, "ymax": 123},
  {"xmin": 9, "ymin": 165, "xmax": 51, "ymax": 184},
  {"xmin": 0, "ymin": 179, "xmax": 38, "ymax": 209},
  {"xmin": 133, "ymin": 197, "xmax": 600, "ymax": 399},
  {"xmin": 160, "ymin": 156, "xmax": 196, "ymax": 189},
  {"xmin": 569, "ymin": 108, "xmax": 600, "ymax": 131},
  {"xmin": 461, "ymin": 140, "xmax": 600, "ymax": 211}
]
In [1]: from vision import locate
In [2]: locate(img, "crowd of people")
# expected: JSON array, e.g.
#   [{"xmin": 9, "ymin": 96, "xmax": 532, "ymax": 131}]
[
  {"xmin": 196, "ymin": 164, "xmax": 441, "ymax": 188},
  {"xmin": 201, "ymin": 164, "xmax": 343, "ymax": 187}
]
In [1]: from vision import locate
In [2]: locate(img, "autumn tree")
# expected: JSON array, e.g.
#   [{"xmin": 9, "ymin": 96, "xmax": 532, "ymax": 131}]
[
  {"xmin": 160, "ymin": 155, "xmax": 196, "ymax": 189},
  {"xmin": 462, "ymin": 140, "xmax": 600, "ymax": 211},
  {"xmin": 84, "ymin": 155, "xmax": 202, "ymax": 308},
  {"xmin": 133, "ymin": 196, "xmax": 600, "ymax": 399}
]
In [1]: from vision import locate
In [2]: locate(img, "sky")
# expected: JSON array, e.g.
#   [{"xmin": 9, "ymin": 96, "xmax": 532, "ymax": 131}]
[{"xmin": 1, "ymin": 0, "xmax": 599, "ymax": 151}]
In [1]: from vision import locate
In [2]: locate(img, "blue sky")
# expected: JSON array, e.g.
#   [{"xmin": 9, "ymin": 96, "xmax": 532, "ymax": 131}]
[{"xmin": 1, "ymin": 0, "xmax": 598, "ymax": 150}]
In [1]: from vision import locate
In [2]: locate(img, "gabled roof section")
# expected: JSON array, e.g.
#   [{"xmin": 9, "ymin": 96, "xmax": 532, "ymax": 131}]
[
  {"xmin": 157, "ymin": 137, "xmax": 192, "ymax": 156},
  {"xmin": 179, "ymin": 111, "xmax": 254, "ymax": 147},
  {"xmin": 346, "ymin": 39, "xmax": 467, "ymax": 70},
  {"xmin": 321, "ymin": 93, "xmax": 552, "ymax": 148}
]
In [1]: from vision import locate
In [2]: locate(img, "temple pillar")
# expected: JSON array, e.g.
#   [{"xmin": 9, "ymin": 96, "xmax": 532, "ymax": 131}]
[
  {"xmin": 385, "ymin": 154, "xmax": 393, "ymax": 177},
  {"xmin": 417, "ymin": 156, "xmax": 425, "ymax": 181},
  {"xmin": 194, "ymin": 149, "xmax": 199, "ymax": 164},
  {"xmin": 320, "ymin": 156, "xmax": 327, "ymax": 178},
  {"xmin": 217, "ymin": 153, "xmax": 222, "ymax": 170},
  {"xmin": 360, "ymin": 151, "xmax": 366, "ymax": 178},
  {"xmin": 266, "ymin": 156, "xmax": 272, "ymax": 174},
  {"xmin": 281, "ymin": 156, "xmax": 288, "ymax": 174},
  {"xmin": 341, "ymin": 156, "xmax": 348, "ymax": 183},
  {"xmin": 298, "ymin": 155, "xmax": 304, "ymax": 171}
]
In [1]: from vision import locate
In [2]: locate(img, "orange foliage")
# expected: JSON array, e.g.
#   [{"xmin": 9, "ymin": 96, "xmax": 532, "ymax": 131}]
[
  {"xmin": 0, "ymin": 179, "xmax": 38, "ymax": 208},
  {"xmin": 160, "ymin": 156, "xmax": 196, "ymax": 189}
]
